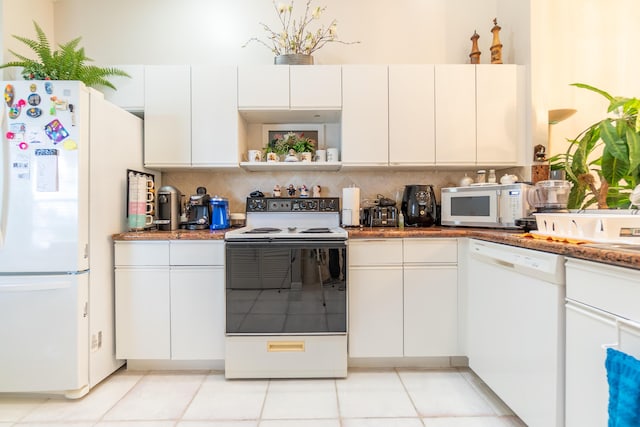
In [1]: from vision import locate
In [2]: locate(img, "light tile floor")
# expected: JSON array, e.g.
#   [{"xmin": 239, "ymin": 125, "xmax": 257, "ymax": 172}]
[{"xmin": 0, "ymin": 368, "xmax": 526, "ymax": 427}]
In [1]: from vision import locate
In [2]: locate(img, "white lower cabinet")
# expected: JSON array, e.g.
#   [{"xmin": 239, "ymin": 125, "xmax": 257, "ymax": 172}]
[
  {"xmin": 114, "ymin": 241, "xmax": 225, "ymax": 360},
  {"xmin": 403, "ymin": 239, "xmax": 458, "ymax": 357},
  {"xmin": 348, "ymin": 238, "xmax": 458, "ymax": 359},
  {"xmin": 565, "ymin": 258, "xmax": 640, "ymax": 427},
  {"xmin": 349, "ymin": 266, "xmax": 404, "ymax": 357},
  {"xmin": 404, "ymin": 265, "xmax": 457, "ymax": 356},
  {"xmin": 115, "ymin": 266, "xmax": 171, "ymax": 359},
  {"xmin": 170, "ymin": 267, "xmax": 225, "ymax": 360}
]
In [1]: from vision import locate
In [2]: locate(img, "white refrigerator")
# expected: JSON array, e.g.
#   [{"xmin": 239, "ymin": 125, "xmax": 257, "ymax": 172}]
[{"xmin": 0, "ymin": 80, "xmax": 148, "ymax": 398}]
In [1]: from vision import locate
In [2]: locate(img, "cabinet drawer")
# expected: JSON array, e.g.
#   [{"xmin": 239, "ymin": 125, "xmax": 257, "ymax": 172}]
[
  {"xmin": 170, "ymin": 241, "xmax": 224, "ymax": 266},
  {"xmin": 566, "ymin": 258, "xmax": 640, "ymax": 322},
  {"xmin": 349, "ymin": 240, "xmax": 403, "ymax": 266},
  {"xmin": 403, "ymin": 238, "xmax": 457, "ymax": 264},
  {"xmin": 114, "ymin": 241, "xmax": 169, "ymax": 266}
]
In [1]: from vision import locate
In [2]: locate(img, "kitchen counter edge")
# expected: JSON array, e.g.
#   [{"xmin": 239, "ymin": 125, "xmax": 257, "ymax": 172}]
[{"xmin": 112, "ymin": 227, "xmax": 640, "ymax": 270}]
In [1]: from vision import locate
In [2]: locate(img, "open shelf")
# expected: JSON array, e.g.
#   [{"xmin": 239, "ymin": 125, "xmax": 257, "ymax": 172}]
[{"xmin": 239, "ymin": 161, "xmax": 342, "ymax": 172}]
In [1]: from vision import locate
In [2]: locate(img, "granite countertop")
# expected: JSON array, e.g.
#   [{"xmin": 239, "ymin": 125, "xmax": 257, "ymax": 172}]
[
  {"xmin": 113, "ymin": 226, "xmax": 640, "ymax": 270},
  {"xmin": 113, "ymin": 229, "xmax": 227, "ymax": 240}
]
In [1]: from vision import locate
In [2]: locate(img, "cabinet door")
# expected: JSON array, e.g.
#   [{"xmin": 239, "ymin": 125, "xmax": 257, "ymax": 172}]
[
  {"xmin": 238, "ymin": 65, "xmax": 289, "ymax": 109},
  {"xmin": 290, "ymin": 65, "xmax": 341, "ymax": 109},
  {"xmin": 565, "ymin": 301, "xmax": 616, "ymax": 427},
  {"xmin": 404, "ymin": 266, "xmax": 458, "ymax": 356},
  {"xmin": 101, "ymin": 64, "xmax": 145, "ymax": 112},
  {"xmin": 476, "ymin": 65, "xmax": 520, "ymax": 165},
  {"xmin": 170, "ymin": 266, "xmax": 225, "ymax": 360},
  {"xmin": 341, "ymin": 65, "xmax": 389, "ymax": 166},
  {"xmin": 389, "ymin": 65, "xmax": 435, "ymax": 165},
  {"xmin": 191, "ymin": 65, "xmax": 241, "ymax": 166},
  {"xmin": 144, "ymin": 65, "xmax": 191, "ymax": 167},
  {"xmin": 348, "ymin": 267, "xmax": 403, "ymax": 357},
  {"xmin": 115, "ymin": 267, "xmax": 170, "ymax": 359},
  {"xmin": 435, "ymin": 65, "xmax": 476, "ymax": 165}
]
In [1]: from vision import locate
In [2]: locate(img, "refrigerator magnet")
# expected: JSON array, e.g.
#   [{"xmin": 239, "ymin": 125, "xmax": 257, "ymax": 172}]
[
  {"xmin": 62, "ymin": 139, "xmax": 77, "ymax": 151},
  {"xmin": 4, "ymin": 84, "xmax": 14, "ymax": 107},
  {"xmin": 26, "ymin": 107, "xmax": 42, "ymax": 118},
  {"xmin": 8, "ymin": 106, "xmax": 21, "ymax": 119},
  {"xmin": 28, "ymin": 93, "xmax": 41, "ymax": 106},
  {"xmin": 44, "ymin": 119, "xmax": 69, "ymax": 143}
]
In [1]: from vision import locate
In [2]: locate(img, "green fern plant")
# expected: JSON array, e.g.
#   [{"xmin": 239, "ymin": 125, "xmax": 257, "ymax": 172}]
[{"xmin": 0, "ymin": 21, "xmax": 129, "ymax": 90}]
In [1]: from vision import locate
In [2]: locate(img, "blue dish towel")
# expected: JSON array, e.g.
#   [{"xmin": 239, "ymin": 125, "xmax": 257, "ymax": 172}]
[{"xmin": 606, "ymin": 347, "xmax": 640, "ymax": 426}]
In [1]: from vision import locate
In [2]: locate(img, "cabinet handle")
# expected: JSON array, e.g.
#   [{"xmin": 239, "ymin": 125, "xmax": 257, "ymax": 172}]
[{"xmin": 267, "ymin": 341, "xmax": 305, "ymax": 352}]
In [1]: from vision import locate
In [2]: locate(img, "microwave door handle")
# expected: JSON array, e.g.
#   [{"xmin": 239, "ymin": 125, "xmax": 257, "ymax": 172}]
[{"xmin": 496, "ymin": 190, "xmax": 502, "ymax": 224}]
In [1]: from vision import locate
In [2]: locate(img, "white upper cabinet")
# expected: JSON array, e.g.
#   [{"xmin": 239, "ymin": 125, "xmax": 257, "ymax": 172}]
[
  {"xmin": 341, "ymin": 65, "xmax": 389, "ymax": 166},
  {"xmin": 435, "ymin": 65, "xmax": 476, "ymax": 165},
  {"xmin": 238, "ymin": 65, "xmax": 342, "ymax": 110},
  {"xmin": 435, "ymin": 64, "xmax": 524, "ymax": 166},
  {"xmin": 144, "ymin": 65, "xmax": 192, "ymax": 167},
  {"xmin": 290, "ymin": 65, "xmax": 342, "ymax": 109},
  {"xmin": 191, "ymin": 65, "xmax": 245, "ymax": 167},
  {"xmin": 101, "ymin": 64, "xmax": 145, "ymax": 112},
  {"xmin": 389, "ymin": 65, "xmax": 436, "ymax": 166},
  {"xmin": 476, "ymin": 64, "xmax": 522, "ymax": 165},
  {"xmin": 238, "ymin": 65, "xmax": 290, "ymax": 109},
  {"xmin": 144, "ymin": 65, "xmax": 245, "ymax": 168}
]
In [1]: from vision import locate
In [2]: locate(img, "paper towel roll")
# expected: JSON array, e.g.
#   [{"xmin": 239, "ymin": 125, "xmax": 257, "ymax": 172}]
[{"xmin": 342, "ymin": 187, "xmax": 360, "ymax": 226}]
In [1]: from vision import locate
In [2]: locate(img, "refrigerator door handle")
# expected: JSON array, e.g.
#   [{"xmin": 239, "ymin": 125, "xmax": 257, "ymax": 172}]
[
  {"xmin": 0, "ymin": 281, "xmax": 72, "ymax": 292},
  {"xmin": 0, "ymin": 101, "xmax": 6, "ymax": 248}
]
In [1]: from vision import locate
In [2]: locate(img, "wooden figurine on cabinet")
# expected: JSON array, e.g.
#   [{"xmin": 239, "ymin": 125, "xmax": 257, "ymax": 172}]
[
  {"xmin": 469, "ymin": 30, "xmax": 481, "ymax": 64},
  {"xmin": 490, "ymin": 18, "xmax": 503, "ymax": 64}
]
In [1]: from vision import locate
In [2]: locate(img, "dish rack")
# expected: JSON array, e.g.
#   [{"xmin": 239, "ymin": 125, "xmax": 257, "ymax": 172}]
[{"xmin": 534, "ymin": 211, "xmax": 640, "ymax": 244}]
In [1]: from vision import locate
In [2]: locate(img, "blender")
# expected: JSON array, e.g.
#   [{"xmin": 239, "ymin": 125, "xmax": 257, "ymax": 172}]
[{"xmin": 516, "ymin": 180, "xmax": 573, "ymax": 231}]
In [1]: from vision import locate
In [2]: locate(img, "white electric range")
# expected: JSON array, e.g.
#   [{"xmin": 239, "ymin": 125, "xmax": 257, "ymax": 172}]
[{"xmin": 224, "ymin": 197, "xmax": 348, "ymax": 379}]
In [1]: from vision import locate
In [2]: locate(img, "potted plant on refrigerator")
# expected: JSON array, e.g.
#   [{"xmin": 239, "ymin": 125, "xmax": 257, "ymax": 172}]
[
  {"xmin": 0, "ymin": 21, "xmax": 129, "ymax": 90},
  {"xmin": 549, "ymin": 83, "xmax": 640, "ymax": 209}
]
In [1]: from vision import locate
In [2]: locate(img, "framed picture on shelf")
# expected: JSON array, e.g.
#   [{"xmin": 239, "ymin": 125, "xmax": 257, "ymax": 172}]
[{"xmin": 262, "ymin": 124, "xmax": 325, "ymax": 151}]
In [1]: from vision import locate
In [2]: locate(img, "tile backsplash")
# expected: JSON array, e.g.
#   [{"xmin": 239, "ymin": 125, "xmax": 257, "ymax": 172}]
[{"xmin": 162, "ymin": 167, "xmax": 525, "ymax": 215}]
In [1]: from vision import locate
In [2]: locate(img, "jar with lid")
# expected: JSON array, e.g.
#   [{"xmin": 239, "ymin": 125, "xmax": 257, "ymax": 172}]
[
  {"xmin": 476, "ymin": 170, "xmax": 486, "ymax": 184},
  {"xmin": 487, "ymin": 169, "xmax": 497, "ymax": 183}
]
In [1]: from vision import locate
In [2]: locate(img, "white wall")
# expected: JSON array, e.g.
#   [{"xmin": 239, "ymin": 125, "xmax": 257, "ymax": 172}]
[
  {"xmin": 6, "ymin": 0, "xmax": 639, "ymax": 166},
  {"xmin": 533, "ymin": 0, "xmax": 640, "ymax": 157},
  {"xmin": 48, "ymin": 0, "xmax": 516, "ymax": 66},
  {"xmin": 1, "ymin": 0, "xmax": 54, "ymax": 78}
]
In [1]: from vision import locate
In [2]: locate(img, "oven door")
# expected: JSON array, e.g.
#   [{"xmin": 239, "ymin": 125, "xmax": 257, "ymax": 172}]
[
  {"xmin": 441, "ymin": 189, "xmax": 499, "ymax": 227},
  {"xmin": 225, "ymin": 239, "xmax": 347, "ymax": 335}
]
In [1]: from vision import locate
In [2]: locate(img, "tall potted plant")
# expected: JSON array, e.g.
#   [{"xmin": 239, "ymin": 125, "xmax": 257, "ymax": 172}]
[
  {"xmin": 549, "ymin": 83, "xmax": 640, "ymax": 209},
  {"xmin": 243, "ymin": 0, "xmax": 359, "ymax": 64}
]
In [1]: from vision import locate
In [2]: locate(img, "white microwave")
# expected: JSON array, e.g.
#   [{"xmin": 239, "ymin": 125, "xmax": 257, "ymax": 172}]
[{"xmin": 440, "ymin": 183, "xmax": 532, "ymax": 228}]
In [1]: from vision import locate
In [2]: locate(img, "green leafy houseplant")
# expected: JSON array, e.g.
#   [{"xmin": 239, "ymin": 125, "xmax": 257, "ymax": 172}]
[
  {"xmin": 292, "ymin": 136, "xmax": 315, "ymax": 153},
  {"xmin": 549, "ymin": 83, "xmax": 640, "ymax": 209},
  {"xmin": 0, "ymin": 21, "xmax": 129, "ymax": 90},
  {"xmin": 264, "ymin": 132, "xmax": 316, "ymax": 156}
]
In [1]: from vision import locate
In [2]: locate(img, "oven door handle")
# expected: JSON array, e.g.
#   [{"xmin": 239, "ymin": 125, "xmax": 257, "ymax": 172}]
[{"xmin": 225, "ymin": 239, "xmax": 346, "ymax": 249}]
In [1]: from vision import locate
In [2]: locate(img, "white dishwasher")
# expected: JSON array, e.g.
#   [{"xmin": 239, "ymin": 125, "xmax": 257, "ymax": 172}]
[{"xmin": 467, "ymin": 239, "xmax": 565, "ymax": 427}]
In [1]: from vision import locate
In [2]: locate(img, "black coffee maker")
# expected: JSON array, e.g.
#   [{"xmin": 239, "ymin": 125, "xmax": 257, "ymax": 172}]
[
  {"xmin": 186, "ymin": 186, "xmax": 211, "ymax": 230},
  {"xmin": 401, "ymin": 184, "xmax": 438, "ymax": 227}
]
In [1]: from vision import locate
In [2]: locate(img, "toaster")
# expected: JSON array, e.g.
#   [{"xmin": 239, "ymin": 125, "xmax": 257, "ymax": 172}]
[{"xmin": 363, "ymin": 206, "xmax": 398, "ymax": 227}]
